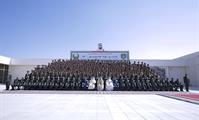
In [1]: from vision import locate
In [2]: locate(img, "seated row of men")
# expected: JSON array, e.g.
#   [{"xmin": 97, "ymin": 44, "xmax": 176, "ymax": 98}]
[{"xmin": 11, "ymin": 75, "xmax": 183, "ymax": 91}]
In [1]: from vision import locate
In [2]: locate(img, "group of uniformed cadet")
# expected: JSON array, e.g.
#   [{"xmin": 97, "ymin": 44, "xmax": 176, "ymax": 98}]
[{"xmin": 8, "ymin": 59, "xmax": 186, "ymax": 91}]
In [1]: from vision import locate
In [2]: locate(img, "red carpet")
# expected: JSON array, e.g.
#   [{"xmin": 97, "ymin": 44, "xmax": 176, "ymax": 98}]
[{"xmin": 172, "ymin": 93, "xmax": 199, "ymax": 101}]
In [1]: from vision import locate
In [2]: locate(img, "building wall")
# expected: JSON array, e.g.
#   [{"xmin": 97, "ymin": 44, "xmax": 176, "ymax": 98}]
[
  {"xmin": 0, "ymin": 56, "xmax": 10, "ymax": 83},
  {"xmin": 0, "ymin": 64, "xmax": 9, "ymax": 83},
  {"xmin": 0, "ymin": 56, "xmax": 11, "ymax": 65},
  {"xmin": 167, "ymin": 66, "xmax": 186, "ymax": 83},
  {"xmin": 9, "ymin": 58, "xmax": 52, "ymax": 83},
  {"xmin": 186, "ymin": 56, "xmax": 199, "ymax": 88},
  {"xmin": 8, "ymin": 65, "xmax": 36, "ymax": 84}
]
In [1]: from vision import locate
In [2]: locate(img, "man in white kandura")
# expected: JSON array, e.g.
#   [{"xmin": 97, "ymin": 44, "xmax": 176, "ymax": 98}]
[
  {"xmin": 106, "ymin": 77, "xmax": 114, "ymax": 91},
  {"xmin": 97, "ymin": 77, "xmax": 104, "ymax": 91},
  {"xmin": 88, "ymin": 77, "xmax": 96, "ymax": 90}
]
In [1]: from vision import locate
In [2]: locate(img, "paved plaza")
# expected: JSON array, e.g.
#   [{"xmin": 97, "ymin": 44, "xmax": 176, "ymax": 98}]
[{"xmin": 1, "ymin": 90, "xmax": 199, "ymax": 120}]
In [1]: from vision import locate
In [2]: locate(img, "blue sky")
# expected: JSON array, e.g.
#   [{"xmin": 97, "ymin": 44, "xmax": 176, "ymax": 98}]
[{"xmin": 0, "ymin": 0, "xmax": 198, "ymax": 59}]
